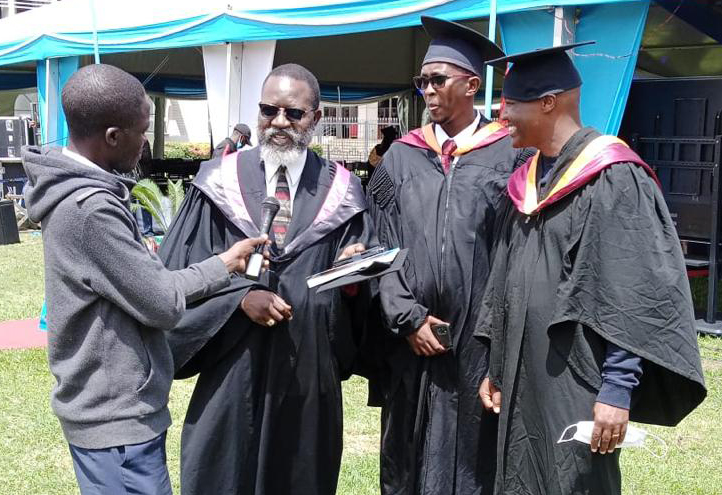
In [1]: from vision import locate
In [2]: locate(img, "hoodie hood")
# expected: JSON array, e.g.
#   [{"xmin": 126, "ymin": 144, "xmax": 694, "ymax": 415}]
[{"xmin": 22, "ymin": 146, "xmax": 136, "ymax": 223}]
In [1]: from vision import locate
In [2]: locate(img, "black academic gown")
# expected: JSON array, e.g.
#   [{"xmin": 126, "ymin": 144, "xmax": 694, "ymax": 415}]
[
  {"xmin": 366, "ymin": 119, "xmax": 523, "ymax": 495},
  {"xmin": 212, "ymin": 137, "xmax": 237, "ymax": 158},
  {"xmin": 158, "ymin": 147, "xmax": 374, "ymax": 495},
  {"xmin": 475, "ymin": 128, "xmax": 707, "ymax": 495}
]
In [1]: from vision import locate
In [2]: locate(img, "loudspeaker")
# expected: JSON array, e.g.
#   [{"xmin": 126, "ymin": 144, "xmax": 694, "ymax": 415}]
[
  {"xmin": 0, "ymin": 200, "xmax": 20, "ymax": 245},
  {"xmin": 0, "ymin": 118, "xmax": 30, "ymax": 160}
]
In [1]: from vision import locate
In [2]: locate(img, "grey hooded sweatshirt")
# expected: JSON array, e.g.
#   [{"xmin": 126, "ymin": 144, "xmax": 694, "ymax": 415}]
[{"xmin": 23, "ymin": 146, "xmax": 231, "ymax": 449}]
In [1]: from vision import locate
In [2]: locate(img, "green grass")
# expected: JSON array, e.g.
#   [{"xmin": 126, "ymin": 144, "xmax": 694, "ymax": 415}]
[
  {"xmin": 0, "ymin": 351, "xmax": 379, "ymax": 495},
  {"xmin": 2, "ymin": 233, "xmax": 721, "ymax": 494},
  {"xmin": 620, "ymin": 337, "xmax": 722, "ymax": 495},
  {"xmin": 2, "ymin": 345, "xmax": 720, "ymax": 495},
  {"xmin": 339, "ymin": 377, "xmax": 381, "ymax": 495},
  {"xmin": 0, "ymin": 232, "xmax": 44, "ymax": 322},
  {"xmin": 0, "ymin": 349, "xmax": 78, "ymax": 494}
]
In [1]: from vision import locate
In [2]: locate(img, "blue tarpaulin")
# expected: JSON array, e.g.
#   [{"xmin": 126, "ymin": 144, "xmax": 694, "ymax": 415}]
[
  {"xmin": 499, "ymin": 0, "xmax": 649, "ymax": 134},
  {"xmin": 139, "ymin": 78, "xmax": 410, "ymax": 102},
  {"xmin": 0, "ymin": 0, "xmax": 652, "ymax": 143},
  {"xmin": 0, "ymin": 0, "xmax": 646, "ymax": 67},
  {"xmin": 0, "ymin": 71, "xmax": 410, "ymax": 102},
  {"xmin": 137, "ymin": 74, "xmax": 207, "ymax": 99}
]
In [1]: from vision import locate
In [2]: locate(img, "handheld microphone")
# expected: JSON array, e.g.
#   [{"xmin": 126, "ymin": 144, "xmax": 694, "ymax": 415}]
[{"xmin": 245, "ymin": 196, "xmax": 280, "ymax": 280}]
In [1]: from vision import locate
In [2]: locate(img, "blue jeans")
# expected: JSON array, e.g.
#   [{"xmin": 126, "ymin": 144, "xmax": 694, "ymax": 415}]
[{"xmin": 69, "ymin": 432, "xmax": 172, "ymax": 495}]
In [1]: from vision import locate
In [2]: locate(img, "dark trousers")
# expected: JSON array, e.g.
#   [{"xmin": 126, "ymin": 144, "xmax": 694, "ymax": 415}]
[
  {"xmin": 69, "ymin": 432, "xmax": 172, "ymax": 495},
  {"xmin": 141, "ymin": 209, "xmax": 154, "ymax": 235}
]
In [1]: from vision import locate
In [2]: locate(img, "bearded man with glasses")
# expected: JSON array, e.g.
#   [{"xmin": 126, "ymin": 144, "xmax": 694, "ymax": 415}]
[
  {"xmin": 158, "ymin": 63, "xmax": 375, "ymax": 495},
  {"xmin": 366, "ymin": 16, "xmax": 531, "ymax": 495}
]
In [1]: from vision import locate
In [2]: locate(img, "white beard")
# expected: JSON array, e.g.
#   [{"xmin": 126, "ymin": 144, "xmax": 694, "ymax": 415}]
[
  {"xmin": 259, "ymin": 144, "xmax": 305, "ymax": 167},
  {"xmin": 257, "ymin": 124, "xmax": 314, "ymax": 166}
]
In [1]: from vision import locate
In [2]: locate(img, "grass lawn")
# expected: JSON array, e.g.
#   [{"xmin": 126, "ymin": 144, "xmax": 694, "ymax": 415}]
[
  {"xmin": 0, "ymin": 232, "xmax": 44, "ymax": 322},
  {"xmin": 0, "ymin": 348, "xmax": 380, "ymax": 495},
  {"xmin": 1, "ymin": 233, "xmax": 721, "ymax": 494},
  {"xmin": 0, "ymin": 233, "xmax": 381, "ymax": 494}
]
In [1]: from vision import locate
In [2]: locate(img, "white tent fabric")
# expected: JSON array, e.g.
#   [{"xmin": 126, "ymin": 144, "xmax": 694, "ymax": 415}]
[
  {"xmin": 0, "ymin": 0, "xmax": 639, "ymax": 146},
  {"xmin": 0, "ymin": 0, "xmax": 628, "ymax": 66},
  {"xmin": 0, "ymin": 0, "xmax": 445, "ymax": 38}
]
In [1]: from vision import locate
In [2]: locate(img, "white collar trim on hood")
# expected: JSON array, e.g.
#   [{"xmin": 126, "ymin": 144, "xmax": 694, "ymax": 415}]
[{"xmin": 62, "ymin": 147, "xmax": 102, "ymax": 170}]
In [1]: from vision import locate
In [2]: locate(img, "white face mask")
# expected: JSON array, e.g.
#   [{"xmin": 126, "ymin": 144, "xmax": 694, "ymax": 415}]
[{"xmin": 557, "ymin": 421, "xmax": 667, "ymax": 458}]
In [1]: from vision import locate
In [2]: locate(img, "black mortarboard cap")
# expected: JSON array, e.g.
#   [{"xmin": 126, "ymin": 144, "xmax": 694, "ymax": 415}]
[
  {"xmin": 487, "ymin": 41, "xmax": 595, "ymax": 101},
  {"xmin": 421, "ymin": 16, "xmax": 505, "ymax": 76}
]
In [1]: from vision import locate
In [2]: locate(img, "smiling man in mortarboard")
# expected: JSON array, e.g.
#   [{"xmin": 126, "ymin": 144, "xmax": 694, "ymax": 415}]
[
  {"xmin": 366, "ymin": 15, "xmax": 531, "ymax": 495},
  {"xmin": 475, "ymin": 43, "xmax": 706, "ymax": 495}
]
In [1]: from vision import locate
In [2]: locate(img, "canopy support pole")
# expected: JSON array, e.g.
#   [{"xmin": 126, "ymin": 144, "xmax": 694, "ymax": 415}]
[
  {"xmin": 153, "ymin": 96, "xmax": 166, "ymax": 159},
  {"xmin": 36, "ymin": 57, "xmax": 79, "ymax": 146},
  {"xmin": 553, "ymin": 6, "xmax": 576, "ymax": 46},
  {"xmin": 203, "ymin": 41, "xmax": 276, "ymax": 145},
  {"xmin": 88, "ymin": 0, "xmax": 101, "ymax": 64},
  {"xmin": 483, "ymin": 0, "xmax": 497, "ymax": 119}
]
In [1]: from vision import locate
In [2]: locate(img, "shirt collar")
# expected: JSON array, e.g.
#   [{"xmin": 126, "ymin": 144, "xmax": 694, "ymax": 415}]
[
  {"xmin": 263, "ymin": 148, "xmax": 307, "ymax": 188},
  {"xmin": 433, "ymin": 111, "xmax": 481, "ymax": 148},
  {"xmin": 62, "ymin": 147, "xmax": 103, "ymax": 170}
]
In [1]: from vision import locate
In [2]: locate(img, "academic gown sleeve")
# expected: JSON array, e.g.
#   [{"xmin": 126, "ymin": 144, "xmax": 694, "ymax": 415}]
[
  {"xmin": 473, "ymin": 196, "xmax": 515, "ymax": 388},
  {"xmin": 366, "ymin": 160, "xmax": 428, "ymax": 336},
  {"xmin": 473, "ymin": 147, "xmax": 538, "ymax": 385},
  {"xmin": 158, "ymin": 184, "xmax": 264, "ymax": 378},
  {"xmin": 333, "ymin": 207, "xmax": 377, "ymax": 260},
  {"xmin": 327, "ymin": 208, "xmax": 381, "ymax": 381},
  {"xmin": 552, "ymin": 163, "xmax": 706, "ymax": 425}
]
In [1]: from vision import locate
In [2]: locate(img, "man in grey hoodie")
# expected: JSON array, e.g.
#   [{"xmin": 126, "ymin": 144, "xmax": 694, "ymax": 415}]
[{"xmin": 22, "ymin": 63, "xmax": 267, "ymax": 495}]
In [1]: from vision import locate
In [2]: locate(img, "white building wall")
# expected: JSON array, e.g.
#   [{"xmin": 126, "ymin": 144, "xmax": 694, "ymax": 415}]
[{"xmin": 165, "ymin": 99, "xmax": 210, "ymax": 143}]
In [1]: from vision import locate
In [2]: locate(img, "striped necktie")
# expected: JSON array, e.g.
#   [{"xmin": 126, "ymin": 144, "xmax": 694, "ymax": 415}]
[
  {"xmin": 441, "ymin": 139, "xmax": 457, "ymax": 174},
  {"xmin": 272, "ymin": 165, "xmax": 292, "ymax": 249}
]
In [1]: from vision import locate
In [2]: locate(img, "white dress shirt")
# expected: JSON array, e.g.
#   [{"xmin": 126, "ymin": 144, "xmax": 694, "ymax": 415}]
[
  {"xmin": 433, "ymin": 112, "xmax": 482, "ymax": 165},
  {"xmin": 263, "ymin": 149, "xmax": 307, "ymax": 214},
  {"xmin": 62, "ymin": 147, "xmax": 102, "ymax": 170}
]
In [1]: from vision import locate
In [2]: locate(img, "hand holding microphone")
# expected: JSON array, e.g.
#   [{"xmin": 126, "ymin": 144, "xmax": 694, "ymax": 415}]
[
  {"xmin": 218, "ymin": 236, "xmax": 270, "ymax": 274},
  {"xmin": 239, "ymin": 196, "xmax": 293, "ymax": 327},
  {"xmin": 245, "ymin": 196, "xmax": 281, "ymax": 280}
]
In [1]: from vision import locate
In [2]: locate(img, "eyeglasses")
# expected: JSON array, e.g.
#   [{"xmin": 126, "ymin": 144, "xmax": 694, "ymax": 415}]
[
  {"xmin": 412, "ymin": 74, "xmax": 474, "ymax": 90},
  {"xmin": 258, "ymin": 103, "xmax": 313, "ymax": 122}
]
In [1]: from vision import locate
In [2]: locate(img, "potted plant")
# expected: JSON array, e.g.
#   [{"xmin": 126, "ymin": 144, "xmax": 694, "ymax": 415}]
[{"xmin": 130, "ymin": 178, "xmax": 185, "ymax": 249}]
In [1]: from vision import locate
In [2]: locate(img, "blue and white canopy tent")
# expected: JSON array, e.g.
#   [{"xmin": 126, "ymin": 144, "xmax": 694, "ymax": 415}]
[{"xmin": 0, "ymin": 0, "xmax": 659, "ymax": 148}]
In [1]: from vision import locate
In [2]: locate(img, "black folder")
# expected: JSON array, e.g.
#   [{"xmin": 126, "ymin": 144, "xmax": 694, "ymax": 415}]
[{"xmin": 314, "ymin": 248, "xmax": 408, "ymax": 293}]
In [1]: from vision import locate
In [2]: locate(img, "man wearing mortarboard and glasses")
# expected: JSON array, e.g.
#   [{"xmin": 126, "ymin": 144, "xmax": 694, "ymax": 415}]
[
  {"xmin": 367, "ymin": 15, "xmax": 530, "ymax": 495},
  {"xmin": 475, "ymin": 42, "xmax": 706, "ymax": 494}
]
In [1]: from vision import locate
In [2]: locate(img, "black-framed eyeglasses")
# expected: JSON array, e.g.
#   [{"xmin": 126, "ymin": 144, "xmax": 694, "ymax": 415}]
[
  {"xmin": 412, "ymin": 74, "xmax": 473, "ymax": 90},
  {"xmin": 258, "ymin": 103, "xmax": 313, "ymax": 122}
]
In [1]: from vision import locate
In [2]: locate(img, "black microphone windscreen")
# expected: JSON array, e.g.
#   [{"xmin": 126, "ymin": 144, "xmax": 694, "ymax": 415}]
[
  {"xmin": 258, "ymin": 196, "xmax": 281, "ymax": 237},
  {"xmin": 262, "ymin": 196, "xmax": 281, "ymax": 215}
]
